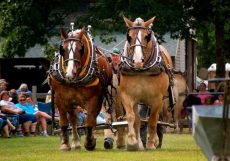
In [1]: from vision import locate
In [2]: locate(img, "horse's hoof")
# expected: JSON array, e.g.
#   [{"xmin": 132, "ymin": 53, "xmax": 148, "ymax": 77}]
[
  {"xmin": 146, "ymin": 144, "xmax": 156, "ymax": 150},
  {"xmin": 116, "ymin": 139, "xmax": 126, "ymax": 149},
  {"xmin": 116, "ymin": 144, "xmax": 126, "ymax": 149},
  {"xmin": 156, "ymin": 143, "xmax": 162, "ymax": 149},
  {"xmin": 146, "ymin": 140, "xmax": 157, "ymax": 150},
  {"xmin": 71, "ymin": 141, "xmax": 81, "ymax": 150},
  {"xmin": 71, "ymin": 144, "xmax": 81, "ymax": 150},
  {"xmin": 60, "ymin": 144, "xmax": 71, "ymax": 151},
  {"xmin": 84, "ymin": 138, "xmax": 96, "ymax": 151},
  {"xmin": 104, "ymin": 137, "xmax": 114, "ymax": 149},
  {"xmin": 127, "ymin": 143, "xmax": 139, "ymax": 151}
]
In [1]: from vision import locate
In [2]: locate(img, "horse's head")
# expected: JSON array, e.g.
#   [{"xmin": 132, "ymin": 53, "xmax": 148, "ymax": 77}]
[
  {"xmin": 123, "ymin": 16, "xmax": 157, "ymax": 69},
  {"xmin": 60, "ymin": 27, "xmax": 87, "ymax": 80}
]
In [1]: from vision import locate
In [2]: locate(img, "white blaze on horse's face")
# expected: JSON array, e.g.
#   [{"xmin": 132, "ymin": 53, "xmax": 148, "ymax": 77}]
[
  {"xmin": 65, "ymin": 41, "xmax": 76, "ymax": 79},
  {"xmin": 133, "ymin": 30, "xmax": 144, "ymax": 66}
]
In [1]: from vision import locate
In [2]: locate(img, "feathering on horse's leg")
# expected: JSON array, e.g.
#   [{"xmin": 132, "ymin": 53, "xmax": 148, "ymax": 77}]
[
  {"xmin": 122, "ymin": 96, "xmax": 139, "ymax": 151},
  {"xmin": 84, "ymin": 96, "xmax": 103, "ymax": 151},
  {"xmin": 134, "ymin": 108, "xmax": 144, "ymax": 150},
  {"xmin": 115, "ymin": 104, "xmax": 126, "ymax": 149},
  {"xmin": 59, "ymin": 110, "xmax": 71, "ymax": 151},
  {"xmin": 146, "ymin": 107, "xmax": 160, "ymax": 150},
  {"xmin": 68, "ymin": 110, "xmax": 81, "ymax": 150}
]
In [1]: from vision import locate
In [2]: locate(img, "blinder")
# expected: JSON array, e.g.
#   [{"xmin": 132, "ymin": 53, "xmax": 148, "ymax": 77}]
[
  {"xmin": 59, "ymin": 44, "xmax": 65, "ymax": 56},
  {"xmin": 145, "ymin": 31, "xmax": 152, "ymax": 42}
]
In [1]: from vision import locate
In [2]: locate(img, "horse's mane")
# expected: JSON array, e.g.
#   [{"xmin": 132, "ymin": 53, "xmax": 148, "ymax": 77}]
[{"xmin": 68, "ymin": 29, "xmax": 82, "ymax": 36}]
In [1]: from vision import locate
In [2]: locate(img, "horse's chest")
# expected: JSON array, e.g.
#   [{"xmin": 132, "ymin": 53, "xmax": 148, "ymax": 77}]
[{"xmin": 120, "ymin": 74, "xmax": 168, "ymax": 96}]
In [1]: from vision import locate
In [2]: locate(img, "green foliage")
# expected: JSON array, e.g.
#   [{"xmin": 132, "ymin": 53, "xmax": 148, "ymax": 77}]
[
  {"xmin": 0, "ymin": 0, "xmax": 83, "ymax": 58},
  {"xmin": 0, "ymin": 0, "xmax": 230, "ymax": 74},
  {"xmin": 76, "ymin": 0, "xmax": 192, "ymax": 42},
  {"xmin": 196, "ymin": 24, "xmax": 216, "ymax": 69},
  {"xmin": 44, "ymin": 43, "xmax": 59, "ymax": 61}
]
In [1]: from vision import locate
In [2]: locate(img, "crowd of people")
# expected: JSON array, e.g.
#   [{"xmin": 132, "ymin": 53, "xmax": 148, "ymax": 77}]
[
  {"xmin": 0, "ymin": 79, "xmax": 52, "ymax": 138},
  {"xmin": 183, "ymin": 81, "xmax": 225, "ymax": 119}
]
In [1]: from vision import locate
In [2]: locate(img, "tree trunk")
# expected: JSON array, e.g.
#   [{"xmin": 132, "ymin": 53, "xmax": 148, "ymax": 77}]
[{"xmin": 215, "ymin": 8, "xmax": 225, "ymax": 79}]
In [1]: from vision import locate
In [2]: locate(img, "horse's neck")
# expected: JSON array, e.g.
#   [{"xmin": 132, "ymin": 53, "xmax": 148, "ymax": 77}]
[{"xmin": 159, "ymin": 45, "xmax": 173, "ymax": 68}]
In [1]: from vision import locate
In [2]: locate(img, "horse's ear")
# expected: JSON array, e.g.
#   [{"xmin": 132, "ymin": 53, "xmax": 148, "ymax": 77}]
[
  {"xmin": 60, "ymin": 28, "xmax": 68, "ymax": 40},
  {"xmin": 78, "ymin": 27, "xmax": 86, "ymax": 39},
  {"xmin": 123, "ymin": 16, "xmax": 133, "ymax": 27},
  {"xmin": 144, "ymin": 16, "xmax": 156, "ymax": 27}
]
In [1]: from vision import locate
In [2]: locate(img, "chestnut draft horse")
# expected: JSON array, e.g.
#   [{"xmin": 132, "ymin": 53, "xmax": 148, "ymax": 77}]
[
  {"xmin": 49, "ymin": 27, "xmax": 112, "ymax": 151},
  {"xmin": 119, "ymin": 16, "xmax": 174, "ymax": 151}
]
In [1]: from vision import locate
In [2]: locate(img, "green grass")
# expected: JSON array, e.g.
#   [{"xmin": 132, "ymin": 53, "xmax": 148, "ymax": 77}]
[{"xmin": 0, "ymin": 133, "xmax": 207, "ymax": 161}]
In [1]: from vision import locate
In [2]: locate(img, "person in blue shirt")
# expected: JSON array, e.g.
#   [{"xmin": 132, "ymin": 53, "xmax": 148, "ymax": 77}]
[{"xmin": 16, "ymin": 95, "xmax": 51, "ymax": 136}]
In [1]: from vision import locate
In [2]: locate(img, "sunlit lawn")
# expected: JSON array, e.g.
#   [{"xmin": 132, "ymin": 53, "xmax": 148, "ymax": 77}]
[{"xmin": 0, "ymin": 133, "xmax": 206, "ymax": 161}]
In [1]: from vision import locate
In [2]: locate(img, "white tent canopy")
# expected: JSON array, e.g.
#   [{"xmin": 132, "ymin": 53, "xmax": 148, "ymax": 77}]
[{"xmin": 208, "ymin": 63, "xmax": 230, "ymax": 72}]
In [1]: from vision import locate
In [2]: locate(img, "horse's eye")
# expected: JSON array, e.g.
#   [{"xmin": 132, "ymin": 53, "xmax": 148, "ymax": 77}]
[
  {"xmin": 80, "ymin": 45, "xmax": 84, "ymax": 56},
  {"xmin": 127, "ymin": 33, "xmax": 131, "ymax": 43},
  {"xmin": 60, "ymin": 45, "xmax": 65, "ymax": 56},
  {"xmin": 145, "ymin": 32, "xmax": 151, "ymax": 42}
]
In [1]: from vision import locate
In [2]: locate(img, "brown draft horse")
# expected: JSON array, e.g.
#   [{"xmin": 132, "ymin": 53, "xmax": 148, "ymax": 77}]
[
  {"xmin": 119, "ymin": 16, "xmax": 173, "ymax": 150},
  {"xmin": 49, "ymin": 27, "xmax": 112, "ymax": 151}
]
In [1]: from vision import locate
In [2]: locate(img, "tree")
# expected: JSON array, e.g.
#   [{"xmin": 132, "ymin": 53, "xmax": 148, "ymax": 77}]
[
  {"xmin": 76, "ymin": 0, "xmax": 192, "ymax": 41},
  {"xmin": 0, "ymin": 0, "xmax": 84, "ymax": 58},
  {"xmin": 0, "ymin": 0, "xmax": 229, "ymax": 79},
  {"xmin": 183, "ymin": 0, "xmax": 230, "ymax": 77}
]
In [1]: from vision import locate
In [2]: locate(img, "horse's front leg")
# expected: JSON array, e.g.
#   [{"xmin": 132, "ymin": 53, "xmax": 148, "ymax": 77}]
[
  {"xmin": 146, "ymin": 106, "xmax": 160, "ymax": 150},
  {"xmin": 115, "ymin": 106, "xmax": 126, "ymax": 149},
  {"xmin": 134, "ymin": 110, "xmax": 144, "ymax": 150},
  {"xmin": 59, "ymin": 110, "xmax": 71, "ymax": 151},
  {"xmin": 122, "ymin": 95, "xmax": 138, "ymax": 151},
  {"xmin": 84, "ymin": 97, "xmax": 102, "ymax": 151},
  {"xmin": 68, "ymin": 110, "xmax": 81, "ymax": 150}
]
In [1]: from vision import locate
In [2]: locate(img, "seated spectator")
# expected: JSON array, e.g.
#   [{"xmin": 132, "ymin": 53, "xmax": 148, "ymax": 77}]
[
  {"xmin": 16, "ymin": 83, "xmax": 31, "ymax": 97},
  {"xmin": 214, "ymin": 94, "xmax": 224, "ymax": 105},
  {"xmin": 0, "ymin": 113, "xmax": 16, "ymax": 138},
  {"xmin": 0, "ymin": 79, "xmax": 8, "ymax": 93},
  {"xmin": 196, "ymin": 82, "xmax": 212, "ymax": 105},
  {"xmin": 0, "ymin": 90, "xmax": 37, "ymax": 136},
  {"xmin": 16, "ymin": 95, "xmax": 51, "ymax": 136},
  {"xmin": 183, "ymin": 89, "xmax": 202, "ymax": 117},
  {"xmin": 9, "ymin": 89, "xmax": 18, "ymax": 104},
  {"xmin": 213, "ymin": 82, "xmax": 225, "ymax": 101},
  {"xmin": 204, "ymin": 95, "xmax": 213, "ymax": 105},
  {"xmin": 0, "ymin": 117, "xmax": 9, "ymax": 138}
]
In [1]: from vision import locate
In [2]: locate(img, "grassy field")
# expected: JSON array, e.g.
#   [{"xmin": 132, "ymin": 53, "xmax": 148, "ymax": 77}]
[{"xmin": 0, "ymin": 133, "xmax": 207, "ymax": 161}]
